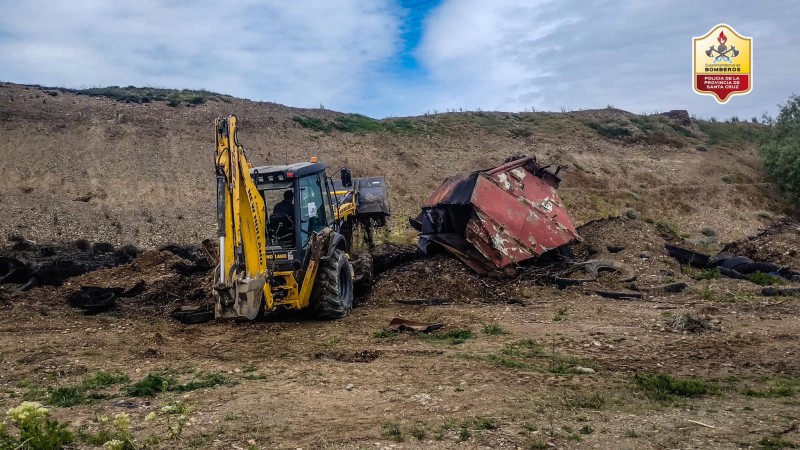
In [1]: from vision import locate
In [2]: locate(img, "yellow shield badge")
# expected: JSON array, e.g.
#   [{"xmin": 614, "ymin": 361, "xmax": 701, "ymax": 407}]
[{"xmin": 693, "ymin": 24, "xmax": 753, "ymax": 103}]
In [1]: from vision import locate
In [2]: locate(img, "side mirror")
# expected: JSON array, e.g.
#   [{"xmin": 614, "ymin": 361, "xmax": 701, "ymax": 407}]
[{"xmin": 340, "ymin": 168, "xmax": 353, "ymax": 188}]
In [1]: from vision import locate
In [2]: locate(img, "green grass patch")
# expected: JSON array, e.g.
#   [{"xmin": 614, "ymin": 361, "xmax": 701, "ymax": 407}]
[
  {"xmin": 483, "ymin": 323, "xmax": 506, "ymax": 335},
  {"xmin": 633, "ymin": 372, "xmax": 718, "ymax": 401},
  {"xmin": 553, "ymin": 307, "xmax": 568, "ymax": 322},
  {"xmin": 383, "ymin": 422, "xmax": 404, "ymax": 442},
  {"xmin": 293, "ymin": 114, "xmax": 422, "ymax": 135},
  {"xmin": 422, "ymin": 328, "xmax": 474, "ymax": 345},
  {"xmin": 466, "ymin": 417, "xmax": 498, "ymax": 430},
  {"xmin": 173, "ymin": 372, "xmax": 231, "ymax": 392},
  {"xmin": 746, "ymin": 271, "xmax": 785, "ymax": 286},
  {"xmin": 47, "ymin": 386, "xmax": 86, "ymax": 407},
  {"xmin": 292, "ymin": 116, "xmax": 330, "ymax": 132},
  {"xmin": 697, "ymin": 120, "xmax": 768, "ymax": 146},
  {"xmin": 373, "ymin": 328, "xmax": 393, "ymax": 339},
  {"xmin": 650, "ymin": 219, "xmax": 682, "ymax": 239},
  {"xmin": 409, "ymin": 422, "xmax": 427, "ymax": 440},
  {"xmin": 42, "ymin": 85, "xmax": 231, "ymax": 106},
  {"xmin": 564, "ymin": 393, "xmax": 607, "ymax": 410},
  {"xmin": 81, "ymin": 370, "xmax": 129, "ymax": 390},
  {"xmin": 693, "ymin": 268, "xmax": 721, "ymax": 280},
  {"xmin": 759, "ymin": 435, "xmax": 798, "ymax": 449},
  {"xmin": 23, "ymin": 387, "xmax": 48, "ymax": 402},
  {"xmin": 743, "ymin": 377, "xmax": 798, "ymax": 398},
  {"xmin": 126, "ymin": 372, "xmax": 176, "ymax": 397},
  {"xmin": 502, "ymin": 340, "xmax": 541, "ymax": 358},
  {"xmin": 77, "ymin": 427, "xmax": 115, "ymax": 446},
  {"xmin": 127, "ymin": 371, "xmax": 231, "ymax": 397}
]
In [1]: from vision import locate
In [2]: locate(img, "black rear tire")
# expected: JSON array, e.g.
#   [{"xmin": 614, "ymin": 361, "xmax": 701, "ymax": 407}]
[{"xmin": 311, "ymin": 249, "xmax": 354, "ymax": 319}]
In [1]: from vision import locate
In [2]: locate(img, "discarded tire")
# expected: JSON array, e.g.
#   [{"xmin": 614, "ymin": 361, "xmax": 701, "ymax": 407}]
[
  {"xmin": 171, "ymin": 305, "xmax": 215, "ymax": 324},
  {"xmin": 581, "ymin": 259, "xmax": 637, "ymax": 282},
  {"xmin": 719, "ymin": 256, "xmax": 754, "ymax": 270},
  {"xmin": 0, "ymin": 257, "xmax": 31, "ymax": 284},
  {"xmin": 68, "ymin": 287, "xmax": 117, "ymax": 315},
  {"xmin": 664, "ymin": 244, "xmax": 710, "ymax": 267},
  {"xmin": 731, "ymin": 262, "xmax": 780, "ymax": 275},
  {"xmin": 717, "ymin": 267, "xmax": 745, "ymax": 279}
]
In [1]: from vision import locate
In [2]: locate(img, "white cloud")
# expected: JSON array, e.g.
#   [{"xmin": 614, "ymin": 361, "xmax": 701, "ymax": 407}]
[
  {"xmin": 0, "ymin": 0, "xmax": 403, "ymax": 111},
  {"xmin": 0, "ymin": 0, "xmax": 797, "ymax": 119},
  {"xmin": 414, "ymin": 0, "xmax": 800, "ymax": 119}
]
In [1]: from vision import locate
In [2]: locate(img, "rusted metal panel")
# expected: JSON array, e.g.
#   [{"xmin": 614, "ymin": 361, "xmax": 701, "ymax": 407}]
[
  {"xmin": 412, "ymin": 156, "xmax": 580, "ymax": 274},
  {"xmin": 421, "ymin": 172, "xmax": 479, "ymax": 207}
]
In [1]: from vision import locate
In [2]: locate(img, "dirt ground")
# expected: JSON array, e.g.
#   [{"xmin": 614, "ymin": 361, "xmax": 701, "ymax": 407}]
[{"xmin": 1, "ymin": 219, "xmax": 799, "ymax": 449}]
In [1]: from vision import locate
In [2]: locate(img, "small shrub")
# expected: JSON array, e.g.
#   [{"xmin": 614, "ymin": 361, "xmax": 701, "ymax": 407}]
[
  {"xmin": 694, "ymin": 268, "xmax": 721, "ymax": 280},
  {"xmin": 722, "ymin": 173, "xmax": 745, "ymax": 184},
  {"xmin": 744, "ymin": 385, "xmax": 795, "ymax": 398},
  {"xmin": 586, "ymin": 119, "xmax": 633, "ymax": 140},
  {"xmin": 633, "ymin": 372, "xmax": 717, "ymax": 400},
  {"xmin": 529, "ymin": 438, "xmax": 548, "ymax": 449},
  {"xmin": 652, "ymin": 220, "xmax": 681, "ymax": 239},
  {"xmin": 700, "ymin": 227, "xmax": 717, "ymax": 237},
  {"xmin": 126, "ymin": 373, "xmax": 176, "ymax": 397},
  {"xmin": 501, "ymin": 340, "xmax": 541, "ymax": 358},
  {"xmin": 409, "ymin": 422, "xmax": 427, "ymax": 440},
  {"xmin": 627, "ymin": 191, "xmax": 642, "ymax": 201},
  {"xmin": 564, "ymin": 393, "xmax": 606, "ymax": 409},
  {"xmin": 759, "ymin": 435, "xmax": 798, "ymax": 450},
  {"xmin": 488, "ymin": 355, "xmax": 534, "ymax": 370},
  {"xmin": 483, "ymin": 323, "xmax": 506, "ymax": 335},
  {"xmin": 422, "ymin": 328, "xmax": 474, "ymax": 345},
  {"xmin": 82, "ymin": 370, "xmax": 129, "ymax": 390},
  {"xmin": 468, "ymin": 417, "xmax": 497, "ymax": 430},
  {"xmin": 625, "ymin": 209, "xmax": 640, "ymax": 220},
  {"xmin": 761, "ymin": 94, "xmax": 800, "ymax": 199},
  {"xmin": 4, "ymin": 402, "xmax": 74, "ymax": 450},
  {"xmin": 174, "ymin": 372, "xmax": 230, "ymax": 392},
  {"xmin": 373, "ymin": 328, "xmax": 392, "ymax": 338},
  {"xmin": 383, "ymin": 422, "xmax": 403, "ymax": 442},
  {"xmin": 48, "ymin": 386, "xmax": 86, "ymax": 407},
  {"xmin": 553, "ymin": 307, "xmax": 568, "ymax": 322},
  {"xmin": 292, "ymin": 116, "xmax": 330, "ymax": 132},
  {"xmin": 188, "ymin": 95, "xmax": 206, "ymax": 105}
]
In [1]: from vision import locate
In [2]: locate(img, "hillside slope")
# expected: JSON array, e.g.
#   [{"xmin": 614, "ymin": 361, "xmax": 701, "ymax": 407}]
[{"xmin": 0, "ymin": 82, "xmax": 785, "ymax": 248}]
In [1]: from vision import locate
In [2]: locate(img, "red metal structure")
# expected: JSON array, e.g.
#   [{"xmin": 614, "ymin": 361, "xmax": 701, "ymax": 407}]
[{"xmin": 410, "ymin": 156, "xmax": 581, "ymax": 274}]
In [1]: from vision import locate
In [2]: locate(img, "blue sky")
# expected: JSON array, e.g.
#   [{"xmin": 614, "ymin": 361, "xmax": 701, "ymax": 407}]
[{"xmin": 0, "ymin": 0, "xmax": 797, "ymax": 120}]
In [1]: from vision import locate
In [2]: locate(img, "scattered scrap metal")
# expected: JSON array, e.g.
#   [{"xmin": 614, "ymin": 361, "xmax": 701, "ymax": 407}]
[
  {"xmin": 388, "ymin": 318, "xmax": 443, "ymax": 333},
  {"xmin": 410, "ymin": 156, "xmax": 581, "ymax": 275}
]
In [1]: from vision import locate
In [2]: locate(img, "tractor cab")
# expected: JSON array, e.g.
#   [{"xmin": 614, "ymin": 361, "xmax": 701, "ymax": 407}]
[{"xmin": 251, "ymin": 160, "xmax": 340, "ymax": 272}]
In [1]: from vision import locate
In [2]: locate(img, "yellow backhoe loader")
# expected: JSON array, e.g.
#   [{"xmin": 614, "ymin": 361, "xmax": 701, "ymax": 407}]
[{"xmin": 212, "ymin": 115, "xmax": 389, "ymax": 320}]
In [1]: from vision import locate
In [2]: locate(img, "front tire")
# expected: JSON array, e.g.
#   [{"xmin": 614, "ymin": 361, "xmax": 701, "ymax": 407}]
[{"xmin": 311, "ymin": 249, "xmax": 354, "ymax": 319}]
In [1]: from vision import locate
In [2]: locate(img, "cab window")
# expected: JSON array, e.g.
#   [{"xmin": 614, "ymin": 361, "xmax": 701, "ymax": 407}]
[{"xmin": 298, "ymin": 174, "xmax": 327, "ymax": 246}]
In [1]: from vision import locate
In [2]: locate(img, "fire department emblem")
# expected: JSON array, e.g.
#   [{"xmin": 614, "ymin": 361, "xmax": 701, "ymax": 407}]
[{"xmin": 693, "ymin": 24, "xmax": 752, "ymax": 103}]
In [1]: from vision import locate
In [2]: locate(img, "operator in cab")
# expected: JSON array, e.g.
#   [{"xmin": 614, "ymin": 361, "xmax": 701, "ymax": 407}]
[{"xmin": 273, "ymin": 190, "xmax": 295, "ymax": 218}]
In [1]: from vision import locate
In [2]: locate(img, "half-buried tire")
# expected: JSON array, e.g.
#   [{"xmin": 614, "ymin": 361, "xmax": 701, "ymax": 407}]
[
  {"xmin": 171, "ymin": 305, "xmax": 215, "ymax": 324},
  {"xmin": 311, "ymin": 248, "xmax": 354, "ymax": 319}
]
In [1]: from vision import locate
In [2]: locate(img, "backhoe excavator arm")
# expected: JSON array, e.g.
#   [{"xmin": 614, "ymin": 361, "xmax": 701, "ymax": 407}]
[{"xmin": 213, "ymin": 115, "xmax": 271, "ymax": 319}]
